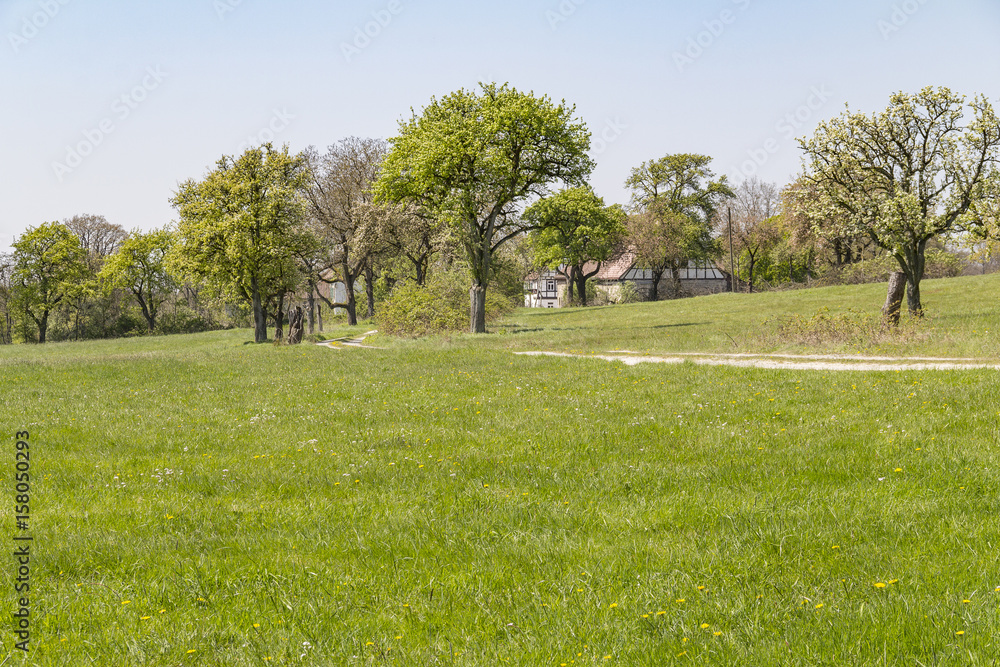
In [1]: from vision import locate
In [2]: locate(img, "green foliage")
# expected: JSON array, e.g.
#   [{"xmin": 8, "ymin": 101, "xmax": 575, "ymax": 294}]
[
  {"xmin": 375, "ymin": 82, "xmax": 594, "ymax": 331},
  {"xmin": 11, "ymin": 221, "xmax": 89, "ymax": 342},
  {"xmin": 378, "ymin": 271, "xmax": 515, "ymax": 337},
  {"xmin": 625, "ymin": 154, "xmax": 731, "ymax": 299},
  {"xmin": 526, "ymin": 187, "xmax": 626, "ymax": 270},
  {"xmin": 799, "ymin": 87, "xmax": 1000, "ymax": 313},
  {"xmin": 617, "ymin": 280, "xmax": 641, "ymax": 304},
  {"xmin": 99, "ymin": 228, "xmax": 176, "ymax": 332},
  {"xmin": 169, "ymin": 143, "xmax": 311, "ymax": 342}
]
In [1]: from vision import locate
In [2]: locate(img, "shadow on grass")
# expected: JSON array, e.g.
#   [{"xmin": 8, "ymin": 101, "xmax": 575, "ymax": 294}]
[{"xmin": 649, "ymin": 322, "xmax": 713, "ymax": 329}]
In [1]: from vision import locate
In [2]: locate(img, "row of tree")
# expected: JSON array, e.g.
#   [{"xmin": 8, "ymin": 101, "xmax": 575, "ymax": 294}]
[
  {"xmin": 523, "ymin": 86, "xmax": 1000, "ymax": 322},
  {"xmin": 5, "ymin": 84, "xmax": 998, "ymax": 343}
]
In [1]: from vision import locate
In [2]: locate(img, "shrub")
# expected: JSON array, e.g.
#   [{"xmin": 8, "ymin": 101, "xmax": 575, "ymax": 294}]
[
  {"xmin": 378, "ymin": 272, "xmax": 516, "ymax": 336},
  {"xmin": 617, "ymin": 281, "xmax": 641, "ymax": 304}
]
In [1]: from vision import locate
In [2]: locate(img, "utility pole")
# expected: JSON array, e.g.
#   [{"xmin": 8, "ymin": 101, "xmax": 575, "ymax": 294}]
[{"xmin": 727, "ymin": 206, "xmax": 735, "ymax": 292}]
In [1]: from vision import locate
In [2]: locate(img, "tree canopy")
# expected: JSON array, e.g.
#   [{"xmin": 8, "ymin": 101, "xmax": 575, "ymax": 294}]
[
  {"xmin": 798, "ymin": 86, "xmax": 1000, "ymax": 315},
  {"xmin": 625, "ymin": 153, "xmax": 732, "ymax": 299},
  {"xmin": 99, "ymin": 228, "xmax": 176, "ymax": 332},
  {"xmin": 11, "ymin": 222, "xmax": 89, "ymax": 343},
  {"xmin": 169, "ymin": 143, "xmax": 310, "ymax": 343},
  {"xmin": 375, "ymin": 82, "xmax": 594, "ymax": 332},
  {"xmin": 525, "ymin": 187, "xmax": 625, "ymax": 306}
]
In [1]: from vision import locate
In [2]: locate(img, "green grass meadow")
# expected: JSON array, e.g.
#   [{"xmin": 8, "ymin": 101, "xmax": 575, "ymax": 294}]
[{"xmin": 3, "ymin": 275, "xmax": 1000, "ymax": 664}]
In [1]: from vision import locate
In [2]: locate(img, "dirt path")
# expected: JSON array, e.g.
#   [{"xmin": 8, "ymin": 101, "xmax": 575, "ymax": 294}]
[
  {"xmin": 316, "ymin": 330, "xmax": 382, "ymax": 350},
  {"xmin": 515, "ymin": 350, "xmax": 1000, "ymax": 372}
]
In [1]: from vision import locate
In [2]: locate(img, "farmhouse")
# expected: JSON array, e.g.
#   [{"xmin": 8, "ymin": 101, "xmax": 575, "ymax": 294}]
[{"xmin": 524, "ymin": 251, "xmax": 730, "ymax": 307}]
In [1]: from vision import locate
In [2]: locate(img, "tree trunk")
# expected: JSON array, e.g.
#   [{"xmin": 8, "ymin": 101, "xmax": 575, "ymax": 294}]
[
  {"xmin": 251, "ymin": 276, "xmax": 267, "ymax": 343},
  {"xmin": 343, "ymin": 271, "xmax": 357, "ymax": 326},
  {"xmin": 906, "ymin": 277, "xmax": 922, "ymax": 317},
  {"xmin": 364, "ymin": 265, "xmax": 375, "ymax": 319},
  {"xmin": 306, "ymin": 279, "xmax": 316, "ymax": 335},
  {"xmin": 649, "ymin": 269, "xmax": 663, "ymax": 302},
  {"xmin": 882, "ymin": 271, "xmax": 906, "ymax": 327},
  {"xmin": 470, "ymin": 284, "xmax": 486, "ymax": 333},
  {"xmin": 899, "ymin": 241, "xmax": 926, "ymax": 317},
  {"xmin": 669, "ymin": 260, "xmax": 682, "ymax": 298},
  {"xmin": 576, "ymin": 274, "xmax": 588, "ymax": 307},
  {"xmin": 274, "ymin": 292, "xmax": 285, "ymax": 342},
  {"xmin": 414, "ymin": 259, "xmax": 426, "ymax": 286},
  {"xmin": 318, "ymin": 305, "xmax": 324, "ymax": 332},
  {"xmin": 38, "ymin": 310, "xmax": 48, "ymax": 344},
  {"xmin": 135, "ymin": 290, "xmax": 155, "ymax": 332}
]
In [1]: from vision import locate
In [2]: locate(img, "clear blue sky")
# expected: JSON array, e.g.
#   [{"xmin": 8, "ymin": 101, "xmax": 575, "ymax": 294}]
[{"xmin": 2, "ymin": 0, "xmax": 998, "ymax": 251}]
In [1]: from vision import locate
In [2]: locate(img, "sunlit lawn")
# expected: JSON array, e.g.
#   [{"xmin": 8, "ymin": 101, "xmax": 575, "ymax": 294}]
[{"xmin": 2, "ymin": 274, "xmax": 1000, "ymax": 665}]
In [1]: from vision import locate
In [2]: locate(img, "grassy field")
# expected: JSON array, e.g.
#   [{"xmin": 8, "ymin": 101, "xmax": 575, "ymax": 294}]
[{"xmin": 2, "ymin": 274, "xmax": 1000, "ymax": 665}]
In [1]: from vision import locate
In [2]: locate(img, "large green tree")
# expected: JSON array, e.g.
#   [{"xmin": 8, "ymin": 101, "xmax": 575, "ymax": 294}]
[
  {"xmin": 169, "ymin": 143, "xmax": 310, "ymax": 343},
  {"xmin": 625, "ymin": 154, "xmax": 732, "ymax": 299},
  {"xmin": 525, "ymin": 187, "xmax": 626, "ymax": 306},
  {"xmin": 11, "ymin": 222, "xmax": 89, "ymax": 343},
  {"xmin": 375, "ymin": 82, "xmax": 594, "ymax": 333},
  {"xmin": 99, "ymin": 228, "xmax": 176, "ymax": 332},
  {"xmin": 798, "ymin": 87, "xmax": 1000, "ymax": 316}
]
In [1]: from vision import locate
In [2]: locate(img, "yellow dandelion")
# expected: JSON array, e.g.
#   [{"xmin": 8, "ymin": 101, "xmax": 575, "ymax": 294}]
[
  {"xmin": 609, "ymin": 603, "xmax": 618, "ymax": 608},
  {"xmin": 122, "ymin": 600, "xmax": 131, "ymax": 605},
  {"xmin": 894, "ymin": 468, "xmax": 902, "ymax": 472},
  {"xmin": 815, "ymin": 603, "xmax": 824, "ymax": 609},
  {"xmin": 697, "ymin": 586, "xmax": 705, "ymax": 590},
  {"xmin": 140, "ymin": 616, "xmax": 151, "ymax": 620},
  {"xmin": 888, "ymin": 579, "xmax": 898, "ymax": 584},
  {"xmin": 642, "ymin": 614, "xmax": 650, "ymax": 619},
  {"xmin": 713, "ymin": 631, "xmax": 722, "ymax": 636},
  {"xmin": 187, "ymin": 649, "xmax": 196, "ymax": 654},
  {"xmin": 700, "ymin": 623, "xmax": 709, "ymax": 629},
  {"xmin": 956, "ymin": 630, "xmax": 965, "ymax": 636},
  {"xmin": 676, "ymin": 598, "xmax": 685, "ymax": 603},
  {"xmin": 253, "ymin": 623, "xmax": 260, "ymax": 628},
  {"xmin": 657, "ymin": 611, "xmax": 666, "ymax": 616},
  {"xmin": 963, "ymin": 599, "xmax": 970, "ymax": 604},
  {"xmin": 874, "ymin": 582, "xmax": 886, "ymax": 588}
]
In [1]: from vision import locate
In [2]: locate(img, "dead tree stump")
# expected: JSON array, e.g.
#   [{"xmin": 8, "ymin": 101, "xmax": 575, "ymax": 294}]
[
  {"xmin": 882, "ymin": 271, "xmax": 906, "ymax": 327},
  {"xmin": 287, "ymin": 306, "xmax": 304, "ymax": 344}
]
